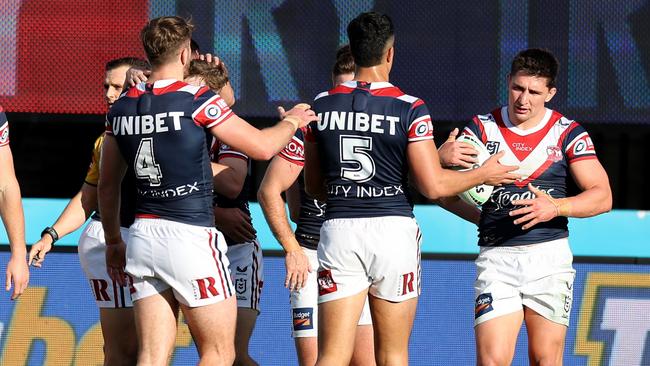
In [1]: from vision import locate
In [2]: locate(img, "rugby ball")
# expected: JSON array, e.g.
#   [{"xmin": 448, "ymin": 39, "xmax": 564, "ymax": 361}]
[{"xmin": 453, "ymin": 134, "xmax": 494, "ymax": 206}]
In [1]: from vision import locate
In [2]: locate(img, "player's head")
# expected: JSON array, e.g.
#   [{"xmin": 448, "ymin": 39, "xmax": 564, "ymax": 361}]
[
  {"xmin": 190, "ymin": 38, "xmax": 201, "ymax": 59},
  {"xmin": 507, "ymin": 48, "xmax": 559, "ymax": 124},
  {"xmin": 332, "ymin": 44, "xmax": 355, "ymax": 87},
  {"xmin": 140, "ymin": 16, "xmax": 194, "ymax": 73},
  {"xmin": 347, "ymin": 12, "xmax": 394, "ymax": 71},
  {"xmin": 104, "ymin": 57, "xmax": 150, "ymax": 107},
  {"xmin": 186, "ymin": 59, "xmax": 235, "ymax": 107}
]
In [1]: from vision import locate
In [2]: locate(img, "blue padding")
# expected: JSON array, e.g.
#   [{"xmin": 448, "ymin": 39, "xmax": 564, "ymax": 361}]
[{"xmin": 5, "ymin": 198, "xmax": 650, "ymax": 258}]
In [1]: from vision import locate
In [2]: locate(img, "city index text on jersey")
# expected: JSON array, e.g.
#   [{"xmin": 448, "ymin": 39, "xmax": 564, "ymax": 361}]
[
  {"xmin": 111, "ymin": 112, "xmax": 185, "ymax": 136},
  {"xmin": 317, "ymin": 112, "xmax": 400, "ymax": 135}
]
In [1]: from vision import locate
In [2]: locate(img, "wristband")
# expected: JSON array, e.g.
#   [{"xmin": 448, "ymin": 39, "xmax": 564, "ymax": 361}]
[
  {"xmin": 547, "ymin": 196, "xmax": 572, "ymax": 217},
  {"xmin": 282, "ymin": 115, "xmax": 302, "ymax": 130},
  {"xmin": 41, "ymin": 226, "xmax": 59, "ymax": 245}
]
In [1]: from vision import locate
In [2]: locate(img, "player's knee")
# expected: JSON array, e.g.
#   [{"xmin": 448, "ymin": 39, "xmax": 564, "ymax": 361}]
[
  {"xmin": 477, "ymin": 354, "xmax": 512, "ymax": 366},
  {"xmin": 529, "ymin": 353, "xmax": 562, "ymax": 366},
  {"xmin": 233, "ymin": 355, "xmax": 259, "ymax": 366}
]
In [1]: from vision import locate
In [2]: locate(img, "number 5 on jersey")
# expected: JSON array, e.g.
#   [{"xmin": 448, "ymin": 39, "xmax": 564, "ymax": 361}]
[
  {"xmin": 135, "ymin": 137, "xmax": 163, "ymax": 186},
  {"xmin": 340, "ymin": 135, "xmax": 375, "ymax": 183}
]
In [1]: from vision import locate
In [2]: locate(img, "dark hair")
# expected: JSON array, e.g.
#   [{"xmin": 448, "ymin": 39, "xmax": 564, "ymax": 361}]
[
  {"xmin": 347, "ymin": 12, "xmax": 394, "ymax": 67},
  {"xmin": 105, "ymin": 57, "xmax": 150, "ymax": 72},
  {"xmin": 187, "ymin": 59, "xmax": 229, "ymax": 91},
  {"xmin": 510, "ymin": 48, "xmax": 559, "ymax": 88},
  {"xmin": 140, "ymin": 16, "xmax": 194, "ymax": 66},
  {"xmin": 332, "ymin": 44, "xmax": 354, "ymax": 76},
  {"xmin": 190, "ymin": 39, "xmax": 200, "ymax": 54}
]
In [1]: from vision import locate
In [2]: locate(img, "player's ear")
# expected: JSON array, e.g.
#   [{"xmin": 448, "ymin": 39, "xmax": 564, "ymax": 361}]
[
  {"xmin": 545, "ymin": 87, "xmax": 557, "ymax": 102},
  {"xmin": 386, "ymin": 46, "xmax": 394, "ymax": 65},
  {"xmin": 180, "ymin": 45, "xmax": 190, "ymax": 67}
]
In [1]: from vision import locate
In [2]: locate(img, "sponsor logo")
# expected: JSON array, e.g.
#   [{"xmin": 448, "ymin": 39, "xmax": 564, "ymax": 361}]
[
  {"xmin": 317, "ymin": 269, "xmax": 338, "ymax": 296},
  {"xmin": 401, "ymin": 272, "xmax": 415, "ymax": 296},
  {"xmin": 236, "ymin": 266, "xmax": 249, "ymax": 274},
  {"xmin": 511, "ymin": 142, "xmax": 532, "ymax": 152},
  {"xmin": 0, "ymin": 127, "xmax": 9, "ymax": 144},
  {"xmin": 235, "ymin": 278, "xmax": 247, "ymax": 295},
  {"xmin": 414, "ymin": 120, "xmax": 432, "ymax": 137},
  {"xmin": 573, "ymin": 135, "xmax": 595, "ymax": 156},
  {"xmin": 284, "ymin": 140, "xmax": 304, "ymax": 157},
  {"xmin": 192, "ymin": 277, "xmax": 219, "ymax": 300},
  {"xmin": 486, "ymin": 141, "xmax": 500, "ymax": 155},
  {"xmin": 292, "ymin": 307, "xmax": 314, "ymax": 331},
  {"xmin": 204, "ymin": 104, "xmax": 222, "ymax": 120},
  {"xmin": 490, "ymin": 186, "xmax": 555, "ymax": 211},
  {"xmin": 475, "ymin": 293, "xmax": 493, "ymax": 319},
  {"xmin": 546, "ymin": 145, "xmax": 563, "ymax": 162}
]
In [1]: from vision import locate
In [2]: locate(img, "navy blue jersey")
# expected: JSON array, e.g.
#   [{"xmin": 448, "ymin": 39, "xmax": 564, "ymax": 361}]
[
  {"xmin": 0, "ymin": 107, "xmax": 10, "ymax": 147},
  {"xmin": 106, "ymin": 80, "xmax": 234, "ymax": 227},
  {"xmin": 278, "ymin": 127, "xmax": 325, "ymax": 250},
  {"xmin": 309, "ymin": 81, "xmax": 433, "ymax": 219},
  {"xmin": 463, "ymin": 107, "xmax": 598, "ymax": 247},
  {"xmin": 210, "ymin": 139, "xmax": 254, "ymax": 245}
]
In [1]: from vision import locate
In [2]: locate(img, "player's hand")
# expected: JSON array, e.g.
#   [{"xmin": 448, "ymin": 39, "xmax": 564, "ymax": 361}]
[
  {"xmin": 125, "ymin": 67, "xmax": 150, "ymax": 87},
  {"xmin": 29, "ymin": 237, "xmax": 54, "ymax": 268},
  {"xmin": 284, "ymin": 247, "xmax": 311, "ymax": 291},
  {"xmin": 438, "ymin": 128, "xmax": 478, "ymax": 169},
  {"xmin": 282, "ymin": 103, "xmax": 318, "ymax": 128},
  {"xmin": 479, "ymin": 151, "xmax": 520, "ymax": 186},
  {"xmin": 510, "ymin": 184, "xmax": 559, "ymax": 230},
  {"xmin": 214, "ymin": 206, "xmax": 256, "ymax": 243},
  {"xmin": 105, "ymin": 239, "xmax": 127, "ymax": 286},
  {"xmin": 198, "ymin": 53, "xmax": 222, "ymax": 67},
  {"xmin": 6, "ymin": 250, "xmax": 29, "ymax": 300}
]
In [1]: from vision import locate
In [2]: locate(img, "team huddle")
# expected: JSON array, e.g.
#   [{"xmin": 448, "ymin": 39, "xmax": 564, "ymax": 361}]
[{"xmin": 1, "ymin": 11, "xmax": 611, "ymax": 366}]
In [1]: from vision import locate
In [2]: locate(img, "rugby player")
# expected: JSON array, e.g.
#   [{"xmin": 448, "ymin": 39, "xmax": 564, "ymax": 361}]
[
  {"xmin": 304, "ymin": 12, "xmax": 519, "ymax": 365},
  {"xmin": 29, "ymin": 57, "xmax": 149, "ymax": 365},
  {"xmin": 439, "ymin": 48, "xmax": 612, "ymax": 366},
  {"xmin": 98, "ymin": 16, "xmax": 316, "ymax": 365},
  {"xmin": 0, "ymin": 106, "xmax": 29, "ymax": 300},
  {"xmin": 186, "ymin": 58, "xmax": 261, "ymax": 366},
  {"xmin": 258, "ymin": 45, "xmax": 375, "ymax": 366}
]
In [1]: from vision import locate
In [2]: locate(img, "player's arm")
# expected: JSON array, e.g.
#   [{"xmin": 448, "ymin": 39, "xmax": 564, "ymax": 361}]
[
  {"xmin": 303, "ymin": 140, "xmax": 327, "ymax": 202},
  {"xmin": 0, "ymin": 144, "xmax": 29, "ymax": 300},
  {"xmin": 258, "ymin": 155, "xmax": 310, "ymax": 290},
  {"xmin": 212, "ymin": 155, "xmax": 256, "ymax": 243},
  {"xmin": 29, "ymin": 183, "xmax": 97, "ymax": 267},
  {"xmin": 285, "ymin": 181, "xmax": 301, "ymax": 223},
  {"xmin": 408, "ymin": 139, "xmax": 518, "ymax": 200},
  {"xmin": 510, "ymin": 159, "xmax": 612, "ymax": 230},
  {"xmin": 210, "ymin": 104, "xmax": 317, "ymax": 161},
  {"xmin": 97, "ymin": 134, "xmax": 128, "ymax": 286},
  {"xmin": 433, "ymin": 196, "xmax": 481, "ymax": 225}
]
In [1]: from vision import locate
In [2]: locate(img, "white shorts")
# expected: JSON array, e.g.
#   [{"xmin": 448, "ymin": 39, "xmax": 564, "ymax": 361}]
[
  {"xmin": 78, "ymin": 219, "xmax": 133, "ymax": 308},
  {"xmin": 126, "ymin": 218, "xmax": 234, "ymax": 307},
  {"xmin": 227, "ymin": 240, "xmax": 263, "ymax": 312},
  {"xmin": 317, "ymin": 216, "xmax": 422, "ymax": 304},
  {"xmin": 291, "ymin": 248, "xmax": 372, "ymax": 338},
  {"xmin": 474, "ymin": 238, "xmax": 576, "ymax": 326}
]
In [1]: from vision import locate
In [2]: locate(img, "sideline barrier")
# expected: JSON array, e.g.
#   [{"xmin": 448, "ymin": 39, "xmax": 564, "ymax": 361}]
[
  {"xmin": 9, "ymin": 198, "xmax": 650, "ymax": 258},
  {"xmin": 0, "ymin": 253, "xmax": 648, "ymax": 365}
]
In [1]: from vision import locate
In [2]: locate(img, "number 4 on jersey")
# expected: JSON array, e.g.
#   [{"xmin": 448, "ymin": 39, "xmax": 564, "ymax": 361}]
[{"xmin": 135, "ymin": 138, "xmax": 162, "ymax": 186}]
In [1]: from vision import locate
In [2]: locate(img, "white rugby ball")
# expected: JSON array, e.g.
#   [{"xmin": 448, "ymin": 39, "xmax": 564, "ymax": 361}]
[{"xmin": 453, "ymin": 134, "xmax": 494, "ymax": 206}]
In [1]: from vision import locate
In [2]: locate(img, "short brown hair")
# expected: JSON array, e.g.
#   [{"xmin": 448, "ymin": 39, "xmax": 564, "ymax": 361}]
[
  {"xmin": 140, "ymin": 16, "xmax": 194, "ymax": 66},
  {"xmin": 510, "ymin": 48, "xmax": 559, "ymax": 88},
  {"xmin": 332, "ymin": 44, "xmax": 354, "ymax": 77},
  {"xmin": 187, "ymin": 60, "xmax": 229, "ymax": 91}
]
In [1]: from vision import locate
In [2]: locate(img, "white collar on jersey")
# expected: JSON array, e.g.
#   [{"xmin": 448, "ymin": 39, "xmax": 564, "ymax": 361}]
[
  {"xmin": 342, "ymin": 80, "xmax": 394, "ymax": 90},
  {"xmin": 501, "ymin": 106, "xmax": 553, "ymax": 136}
]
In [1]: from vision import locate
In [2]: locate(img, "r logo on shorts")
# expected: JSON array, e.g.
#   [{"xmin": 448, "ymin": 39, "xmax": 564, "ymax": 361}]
[{"xmin": 192, "ymin": 276, "xmax": 220, "ymax": 300}]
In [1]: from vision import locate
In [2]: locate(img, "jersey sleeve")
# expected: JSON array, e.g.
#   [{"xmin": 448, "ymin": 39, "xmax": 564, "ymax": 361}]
[
  {"xmin": 460, "ymin": 115, "xmax": 488, "ymax": 144},
  {"xmin": 278, "ymin": 127, "xmax": 306, "ymax": 166},
  {"xmin": 84, "ymin": 134, "xmax": 105, "ymax": 186},
  {"xmin": 406, "ymin": 101, "xmax": 433, "ymax": 142},
  {"xmin": 192, "ymin": 87, "xmax": 234, "ymax": 129},
  {"xmin": 0, "ymin": 110, "xmax": 10, "ymax": 147},
  {"xmin": 215, "ymin": 141, "xmax": 248, "ymax": 162},
  {"xmin": 563, "ymin": 122, "xmax": 597, "ymax": 163}
]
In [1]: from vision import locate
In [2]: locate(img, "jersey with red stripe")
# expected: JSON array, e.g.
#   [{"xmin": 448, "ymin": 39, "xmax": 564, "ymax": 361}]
[
  {"xmin": 106, "ymin": 80, "xmax": 235, "ymax": 227},
  {"xmin": 0, "ymin": 108, "xmax": 10, "ymax": 147},
  {"xmin": 310, "ymin": 81, "xmax": 433, "ymax": 219},
  {"xmin": 462, "ymin": 106, "xmax": 598, "ymax": 247},
  {"xmin": 278, "ymin": 126, "xmax": 325, "ymax": 250},
  {"xmin": 210, "ymin": 139, "xmax": 253, "ymax": 245}
]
